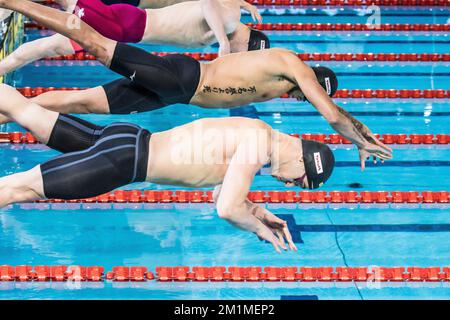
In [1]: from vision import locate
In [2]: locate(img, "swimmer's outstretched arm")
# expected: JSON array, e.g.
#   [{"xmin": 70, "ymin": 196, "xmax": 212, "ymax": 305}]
[
  {"xmin": 0, "ymin": 84, "xmax": 59, "ymax": 208},
  {"xmin": 201, "ymin": 0, "xmax": 231, "ymax": 56},
  {"xmin": 0, "ymin": 34, "xmax": 74, "ymax": 76},
  {"xmin": 214, "ymin": 135, "xmax": 296, "ymax": 253},
  {"xmin": 281, "ymin": 53, "xmax": 393, "ymax": 170},
  {"xmin": 0, "ymin": 0, "xmax": 116, "ymax": 67}
]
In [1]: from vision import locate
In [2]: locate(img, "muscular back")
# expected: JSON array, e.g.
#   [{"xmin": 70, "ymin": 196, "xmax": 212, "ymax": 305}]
[
  {"xmin": 143, "ymin": 0, "xmax": 241, "ymax": 47},
  {"xmin": 191, "ymin": 48, "xmax": 299, "ymax": 108},
  {"xmin": 146, "ymin": 117, "xmax": 272, "ymax": 187}
]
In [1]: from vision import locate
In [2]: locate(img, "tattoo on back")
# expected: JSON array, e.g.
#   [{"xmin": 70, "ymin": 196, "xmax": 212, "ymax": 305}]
[{"xmin": 202, "ymin": 85, "xmax": 257, "ymax": 95}]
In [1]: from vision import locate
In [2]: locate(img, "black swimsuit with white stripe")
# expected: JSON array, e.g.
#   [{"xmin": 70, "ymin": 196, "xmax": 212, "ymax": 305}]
[{"xmin": 41, "ymin": 114, "xmax": 151, "ymax": 200}]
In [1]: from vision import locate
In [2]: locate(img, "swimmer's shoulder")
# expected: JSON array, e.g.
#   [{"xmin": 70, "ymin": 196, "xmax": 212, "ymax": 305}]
[{"xmin": 261, "ymin": 48, "xmax": 300, "ymax": 69}]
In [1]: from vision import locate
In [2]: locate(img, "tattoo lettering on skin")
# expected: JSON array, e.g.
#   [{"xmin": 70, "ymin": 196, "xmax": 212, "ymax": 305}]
[
  {"xmin": 202, "ymin": 85, "xmax": 257, "ymax": 95},
  {"xmin": 336, "ymin": 105, "xmax": 377, "ymax": 144}
]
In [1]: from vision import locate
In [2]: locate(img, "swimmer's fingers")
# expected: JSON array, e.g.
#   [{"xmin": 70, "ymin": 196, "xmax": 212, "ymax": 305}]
[
  {"xmin": 282, "ymin": 225, "xmax": 298, "ymax": 251},
  {"xmin": 256, "ymin": 226, "xmax": 282, "ymax": 253},
  {"xmin": 273, "ymin": 228, "xmax": 287, "ymax": 251},
  {"xmin": 369, "ymin": 133, "xmax": 394, "ymax": 154},
  {"xmin": 254, "ymin": 10, "xmax": 263, "ymax": 23},
  {"xmin": 372, "ymin": 149, "xmax": 392, "ymax": 160},
  {"xmin": 249, "ymin": 6, "xmax": 263, "ymax": 23},
  {"xmin": 358, "ymin": 149, "xmax": 368, "ymax": 171}
]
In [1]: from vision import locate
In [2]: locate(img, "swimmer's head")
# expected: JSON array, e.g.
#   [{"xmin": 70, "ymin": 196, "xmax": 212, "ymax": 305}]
[
  {"xmin": 288, "ymin": 66, "xmax": 338, "ymax": 102},
  {"xmin": 272, "ymin": 137, "xmax": 335, "ymax": 189},
  {"xmin": 248, "ymin": 29, "xmax": 270, "ymax": 51},
  {"xmin": 301, "ymin": 139, "xmax": 335, "ymax": 189}
]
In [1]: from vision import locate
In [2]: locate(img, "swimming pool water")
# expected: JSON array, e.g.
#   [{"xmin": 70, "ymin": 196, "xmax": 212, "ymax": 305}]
[{"xmin": 0, "ymin": 5, "xmax": 449, "ymax": 300}]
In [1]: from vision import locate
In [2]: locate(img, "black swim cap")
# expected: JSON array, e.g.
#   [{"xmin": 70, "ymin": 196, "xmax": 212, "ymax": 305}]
[
  {"xmin": 301, "ymin": 139, "xmax": 335, "ymax": 189},
  {"xmin": 248, "ymin": 29, "xmax": 270, "ymax": 51},
  {"xmin": 311, "ymin": 66, "xmax": 338, "ymax": 98}
]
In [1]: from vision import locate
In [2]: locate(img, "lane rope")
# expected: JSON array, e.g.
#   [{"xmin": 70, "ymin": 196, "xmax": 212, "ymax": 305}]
[
  {"xmin": 38, "ymin": 52, "xmax": 450, "ymax": 62},
  {"xmin": 1, "ymin": 265, "xmax": 450, "ymax": 282},
  {"xmin": 0, "ymin": 190, "xmax": 447, "ymax": 205},
  {"xmin": 13, "ymin": 87, "xmax": 450, "ymax": 99},
  {"xmin": 25, "ymin": 21, "xmax": 450, "ymax": 32}
]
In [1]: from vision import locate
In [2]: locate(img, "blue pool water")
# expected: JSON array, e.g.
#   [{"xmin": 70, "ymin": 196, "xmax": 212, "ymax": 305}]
[{"xmin": 0, "ymin": 6, "xmax": 450, "ymax": 300}]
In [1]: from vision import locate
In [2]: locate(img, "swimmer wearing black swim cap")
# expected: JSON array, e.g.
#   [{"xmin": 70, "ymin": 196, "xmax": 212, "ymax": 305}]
[
  {"xmin": 248, "ymin": 29, "xmax": 271, "ymax": 51},
  {"xmin": 300, "ymin": 139, "xmax": 335, "ymax": 189},
  {"xmin": 273, "ymin": 139, "xmax": 335, "ymax": 190}
]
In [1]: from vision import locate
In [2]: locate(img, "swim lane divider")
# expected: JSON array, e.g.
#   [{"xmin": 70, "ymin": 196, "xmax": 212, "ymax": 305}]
[
  {"xmin": 2, "ymin": 132, "xmax": 449, "ymax": 145},
  {"xmin": 38, "ymin": 52, "xmax": 450, "ymax": 62},
  {"xmin": 2, "ymin": 190, "xmax": 449, "ymax": 206},
  {"xmin": 25, "ymin": 21, "xmax": 450, "ymax": 32},
  {"xmin": 1, "ymin": 266, "xmax": 450, "ymax": 282}
]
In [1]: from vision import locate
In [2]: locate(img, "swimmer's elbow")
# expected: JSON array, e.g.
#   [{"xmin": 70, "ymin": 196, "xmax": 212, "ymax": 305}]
[
  {"xmin": 216, "ymin": 205, "xmax": 234, "ymax": 220},
  {"xmin": 216, "ymin": 201, "xmax": 242, "ymax": 220}
]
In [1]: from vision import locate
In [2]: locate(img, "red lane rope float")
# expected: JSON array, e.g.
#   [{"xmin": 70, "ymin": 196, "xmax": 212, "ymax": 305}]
[
  {"xmin": 41, "ymin": 52, "xmax": 450, "ymax": 62},
  {"xmin": 247, "ymin": 23, "xmax": 450, "ymax": 32},
  {"xmin": 25, "ymin": 22, "xmax": 450, "ymax": 32},
  {"xmin": 14, "ymin": 87, "xmax": 450, "ymax": 99},
  {"xmin": 40, "ymin": 0, "xmax": 449, "ymax": 6},
  {"xmin": 2, "ymin": 132, "xmax": 449, "ymax": 145},
  {"xmin": 2, "ymin": 265, "xmax": 450, "ymax": 282},
  {"xmin": 4, "ymin": 190, "xmax": 447, "ymax": 204}
]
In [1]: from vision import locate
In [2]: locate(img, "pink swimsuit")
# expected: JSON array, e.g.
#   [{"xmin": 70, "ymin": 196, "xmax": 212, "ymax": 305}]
[{"xmin": 70, "ymin": 0, "xmax": 147, "ymax": 52}]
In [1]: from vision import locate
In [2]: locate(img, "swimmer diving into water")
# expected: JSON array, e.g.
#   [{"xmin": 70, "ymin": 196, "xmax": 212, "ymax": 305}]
[
  {"xmin": 0, "ymin": 83, "xmax": 337, "ymax": 252},
  {"xmin": 0, "ymin": 0, "xmax": 393, "ymax": 169},
  {"xmin": 0, "ymin": 0, "xmax": 266, "ymax": 75}
]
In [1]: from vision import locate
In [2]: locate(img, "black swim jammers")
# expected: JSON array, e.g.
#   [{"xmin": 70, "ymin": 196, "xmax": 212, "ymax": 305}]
[
  {"xmin": 40, "ymin": 114, "xmax": 151, "ymax": 200},
  {"xmin": 103, "ymin": 43, "xmax": 201, "ymax": 114}
]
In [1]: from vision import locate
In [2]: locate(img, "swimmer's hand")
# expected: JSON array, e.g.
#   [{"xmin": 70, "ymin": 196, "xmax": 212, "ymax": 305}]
[
  {"xmin": 247, "ymin": 5, "xmax": 263, "ymax": 23},
  {"xmin": 359, "ymin": 132, "xmax": 393, "ymax": 171},
  {"xmin": 254, "ymin": 211, "xmax": 298, "ymax": 252},
  {"xmin": 240, "ymin": 0, "xmax": 263, "ymax": 23}
]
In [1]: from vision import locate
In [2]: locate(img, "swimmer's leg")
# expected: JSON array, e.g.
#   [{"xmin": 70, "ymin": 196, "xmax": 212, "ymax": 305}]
[
  {"xmin": 0, "ymin": 166, "xmax": 45, "ymax": 208},
  {"xmin": 0, "ymin": 84, "xmax": 58, "ymax": 144},
  {"xmin": 31, "ymin": 86, "xmax": 110, "ymax": 114},
  {"xmin": 0, "ymin": 0, "xmax": 117, "ymax": 66},
  {"xmin": 0, "ymin": 84, "xmax": 105, "ymax": 151},
  {"xmin": 0, "ymin": 84, "xmax": 58, "ymax": 207},
  {"xmin": 0, "ymin": 84, "xmax": 108, "ymax": 207},
  {"xmin": 0, "ymin": 34, "xmax": 74, "ymax": 76}
]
